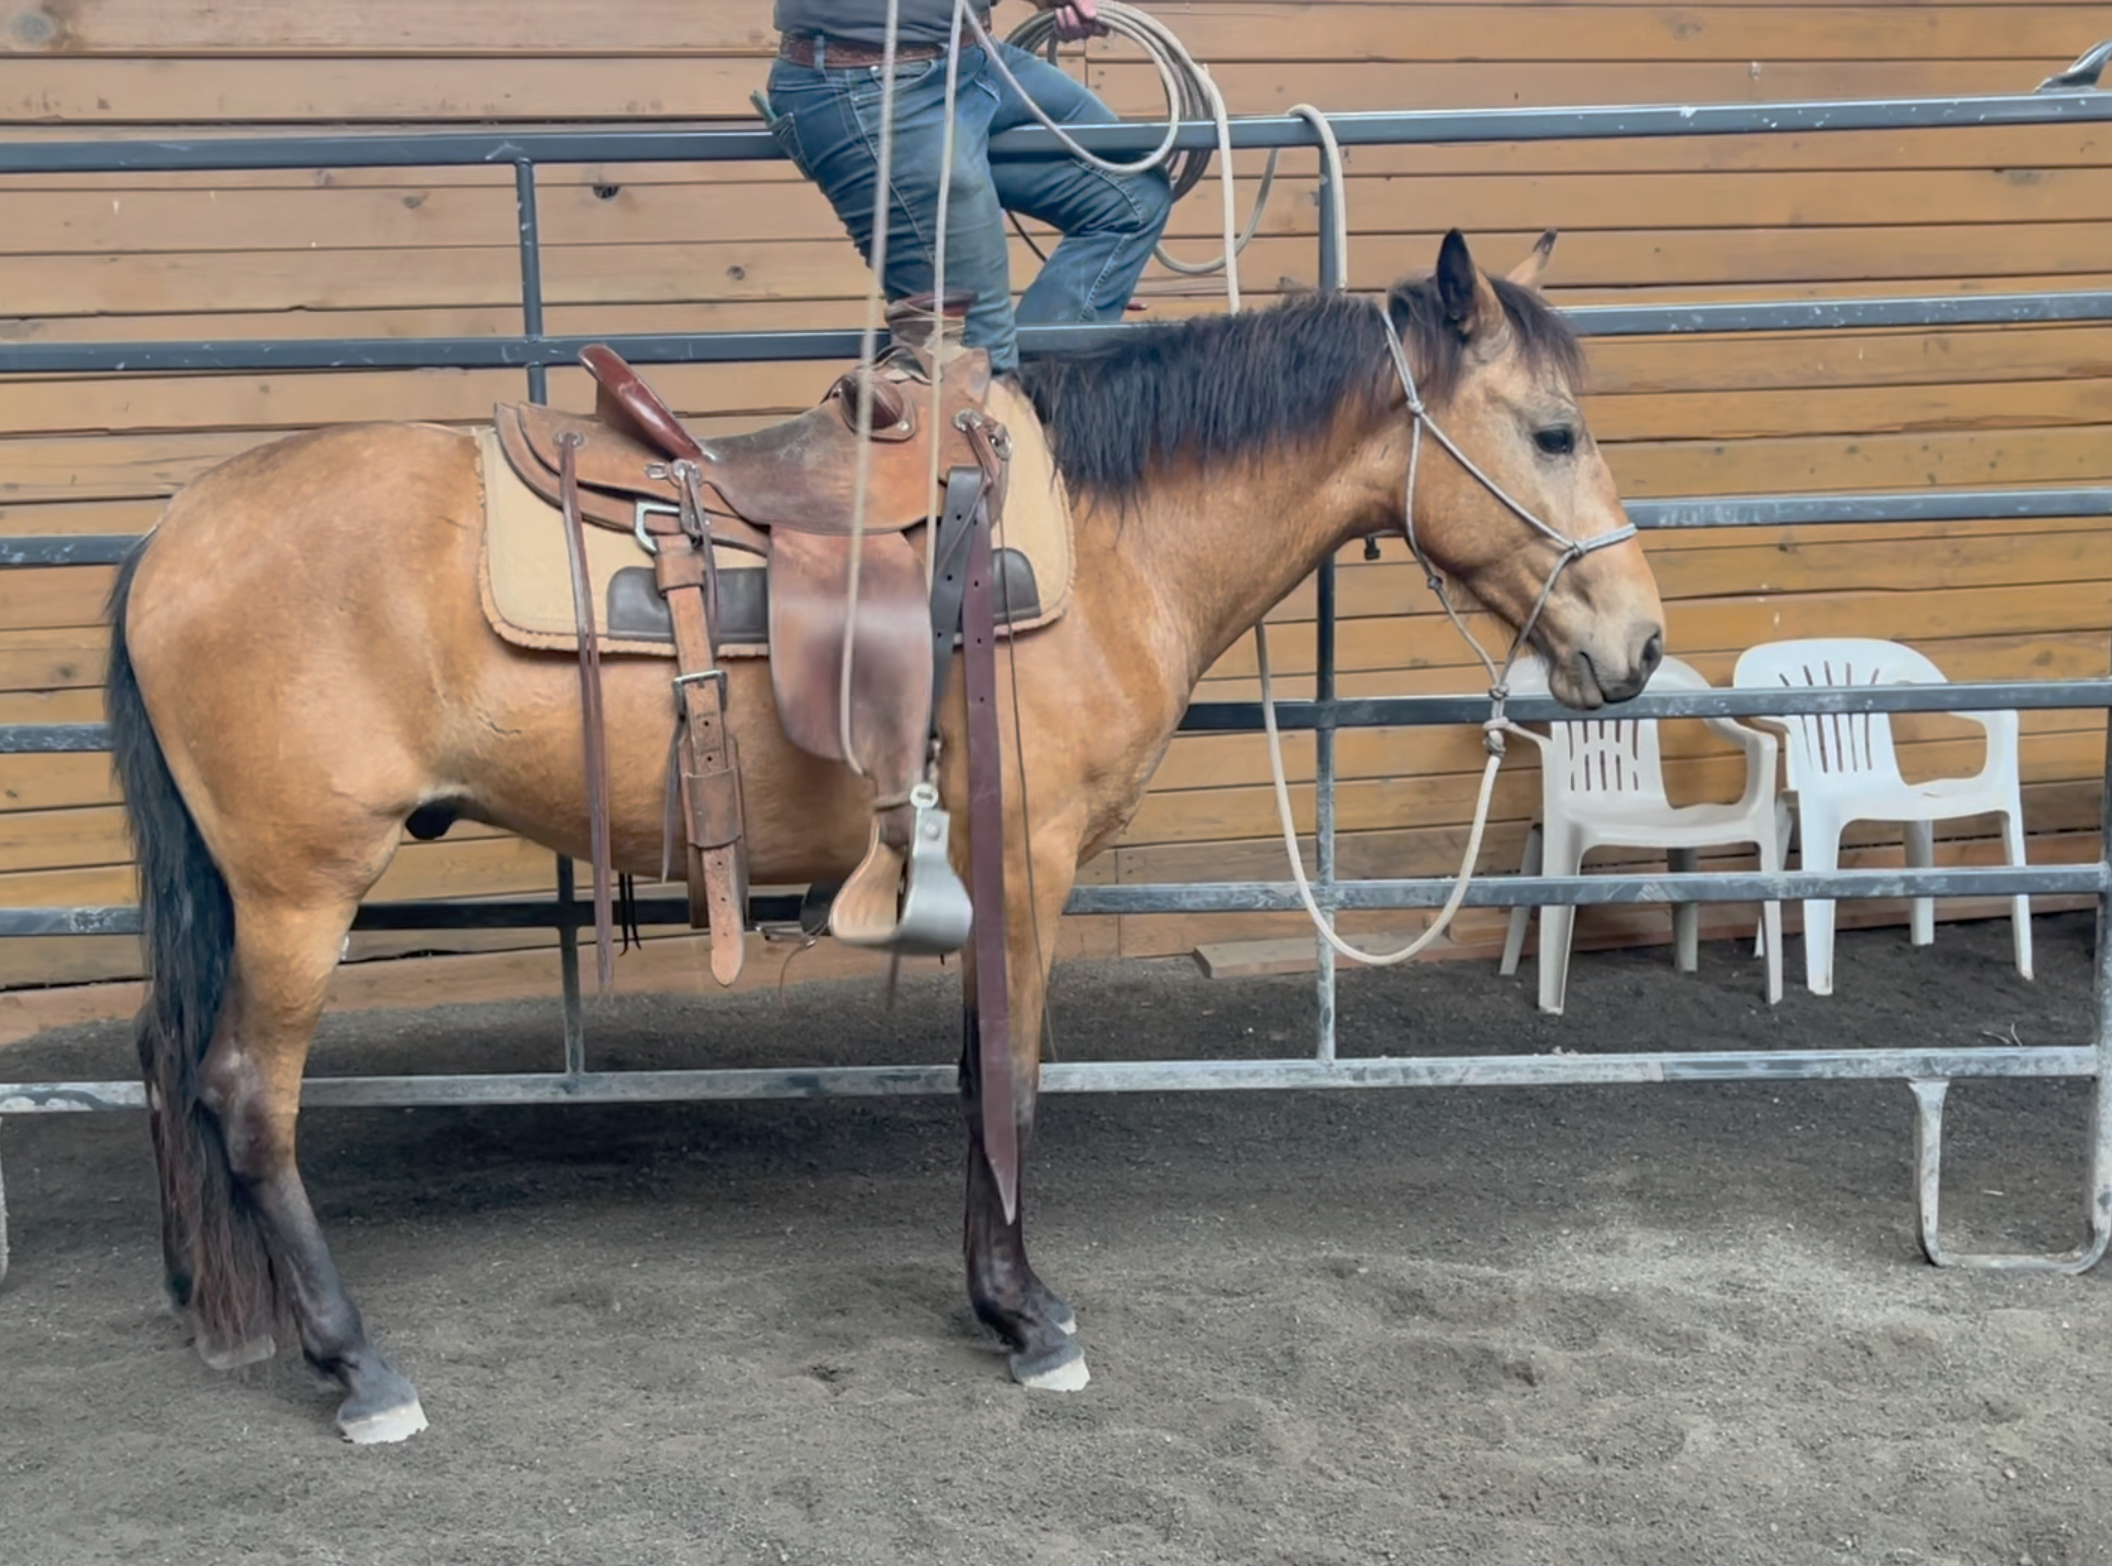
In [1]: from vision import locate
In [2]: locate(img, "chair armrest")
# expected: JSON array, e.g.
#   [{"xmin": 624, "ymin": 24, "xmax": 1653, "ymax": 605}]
[{"xmin": 1708, "ymin": 720, "xmax": 1780, "ymax": 813}]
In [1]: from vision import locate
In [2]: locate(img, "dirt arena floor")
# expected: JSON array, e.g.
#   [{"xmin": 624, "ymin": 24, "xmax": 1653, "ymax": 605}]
[{"xmin": 3, "ymin": 911, "xmax": 2110, "ymax": 1566}]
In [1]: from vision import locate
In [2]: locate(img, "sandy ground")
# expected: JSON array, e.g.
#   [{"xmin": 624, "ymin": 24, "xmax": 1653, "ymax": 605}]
[{"xmin": 2, "ymin": 911, "xmax": 2109, "ymax": 1566}]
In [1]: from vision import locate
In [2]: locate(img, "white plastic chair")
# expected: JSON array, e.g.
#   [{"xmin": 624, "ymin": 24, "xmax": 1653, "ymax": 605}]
[
  {"xmin": 1499, "ymin": 655, "xmax": 1786, "ymax": 1014},
  {"xmin": 1732, "ymin": 637, "xmax": 2031, "ymax": 997}
]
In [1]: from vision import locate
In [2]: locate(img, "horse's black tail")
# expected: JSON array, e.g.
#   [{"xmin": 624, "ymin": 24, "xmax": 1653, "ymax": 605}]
[{"xmin": 106, "ymin": 543, "xmax": 281, "ymax": 1351}]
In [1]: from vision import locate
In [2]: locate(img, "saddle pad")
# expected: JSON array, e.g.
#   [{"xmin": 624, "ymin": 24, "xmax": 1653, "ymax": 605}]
[{"xmin": 476, "ymin": 377, "xmax": 1073, "ymax": 660}]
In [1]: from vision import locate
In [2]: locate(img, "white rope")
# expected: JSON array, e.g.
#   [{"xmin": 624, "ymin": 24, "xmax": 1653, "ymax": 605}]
[
  {"xmin": 1247, "ymin": 200, "xmax": 1633, "ymax": 967},
  {"xmin": 834, "ymin": 0, "xmax": 910, "ymax": 773},
  {"xmin": 1257, "ymin": 622, "xmax": 1518, "ymax": 965},
  {"xmin": 970, "ymin": 0, "xmax": 1243, "ymax": 306}
]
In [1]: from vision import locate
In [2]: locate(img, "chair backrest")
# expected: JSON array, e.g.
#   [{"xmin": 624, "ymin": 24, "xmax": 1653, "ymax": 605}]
[
  {"xmin": 1730, "ymin": 637, "xmax": 1945, "ymax": 793},
  {"xmin": 1512, "ymin": 654, "xmax": 1716, "ymax": 809}
]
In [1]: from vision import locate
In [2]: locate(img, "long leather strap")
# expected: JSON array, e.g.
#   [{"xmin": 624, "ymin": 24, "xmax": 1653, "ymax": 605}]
[
  {"xmin": 558, "ymin": 433, "xmax": 617, "ymax": 992},
  {"xmin": 959, "ymin": 472, "xmax": 1019, "ymax": 1223},
  {"xmin": 654, "ymin": 478, "xmax": 749, "ymax": 987},
  {"xmin": 926, "ymin": 468, "xmax": 983, "ymax": 725}
]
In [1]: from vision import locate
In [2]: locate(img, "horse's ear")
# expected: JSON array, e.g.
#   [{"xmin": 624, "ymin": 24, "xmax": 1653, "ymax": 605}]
[
  {"xmin": 1507, "ymin": 230, "xmax": 1558, "ymax": 291},
  {"xmin": 1435, "ymin": 228, "xmax": 1505, "ymax": 341}
]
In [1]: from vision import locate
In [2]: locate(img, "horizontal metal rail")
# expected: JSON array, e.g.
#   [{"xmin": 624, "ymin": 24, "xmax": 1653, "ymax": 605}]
[
  {"xmin": 2, "ymin": 1044, "xmax": 2097, "ymax": 1117},
  {"xmin": 11, "ymin": 487, "xmax": 2108, "ymax": 570},
  {"xmin": 0, "ymin": 866, "xmax": 2095, "ymax": 942},
  {"xmin": 7, "ymin": 289, "xmax": 2111, "ymax": 376},
  {"xmin": 1, "ymin": 82, "xmax": 2107, "ymax": 176},
  {"xmin": 11, "ymin": 677, "xmax": 2110, "ymax": 758}
]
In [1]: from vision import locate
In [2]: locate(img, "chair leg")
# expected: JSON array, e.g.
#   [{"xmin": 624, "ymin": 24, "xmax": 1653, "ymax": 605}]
[
  {"xmin": 1757, "ymin": 826, "xmax": 1785, "ymax": 1007},
  {"xmin": 1537, "ymin": 825, "xmax": 1584, "ymax": 1015},
  {"xmin": 1905, "ymin": 819, "xmax": 1936, "ymax": 947},
  {"xmin": 1668, "ymin": 846, "xmax": 1699, "ymax": 972},
  {"xmin": 1757, "ymin": 800, "xmax": 1794, "ymax": 959},
  {"xmin": 1798, "ymin": 812, "xmax": 1841, "ymax": 997},
  {"xmin": 1500, "ymin": 823, "xmax": 1541, "ymax": 979},
  {"xmin": 2002, "ymin": 807, "xmax": 2034, "ymax": 982}
]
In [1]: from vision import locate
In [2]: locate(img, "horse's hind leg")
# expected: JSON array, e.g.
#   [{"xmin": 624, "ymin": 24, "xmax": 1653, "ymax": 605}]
[{"xmin": 201, "ymin": 888, "xmax": 427, "ymax": 1443}]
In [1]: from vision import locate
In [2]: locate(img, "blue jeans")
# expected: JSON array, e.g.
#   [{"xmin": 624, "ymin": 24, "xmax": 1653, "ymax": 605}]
[{"xmin": 765, "ymin": 40, "xmax": 1173, "ymax": 372}]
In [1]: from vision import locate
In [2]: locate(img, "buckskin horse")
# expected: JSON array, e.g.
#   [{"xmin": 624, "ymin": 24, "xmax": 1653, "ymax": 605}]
[{"xmin": 104, "ymin": 231, "xmax": 1664, "ymax": 1442}]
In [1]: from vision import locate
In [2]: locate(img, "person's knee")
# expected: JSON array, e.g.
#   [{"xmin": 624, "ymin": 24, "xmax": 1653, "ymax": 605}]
[{"xmin": 1127, "ymin": 169, "xmax": 1174, "ymax": 240}]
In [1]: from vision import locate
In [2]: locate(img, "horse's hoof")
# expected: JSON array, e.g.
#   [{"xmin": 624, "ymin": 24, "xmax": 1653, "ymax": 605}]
[
  {"xmin": 337, "ymin": 1366, "xmax": 428, "ymax": 1444},
  {"xmin": 197, "ymin": 1333, "xmax": 275, "ymax": 1372},
  {"xmin": 1009, "ymin": 1336, "xmax": 1090, "ymax": 1392},
  {"xmin": 338, "ymin": 1393, "xmax": 428, "ymax": 1445}
]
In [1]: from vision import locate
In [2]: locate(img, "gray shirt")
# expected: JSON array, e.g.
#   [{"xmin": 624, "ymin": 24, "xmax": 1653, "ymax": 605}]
[{"xmin": 774, "ymin": 0, "xmax": 997, "ymax": 47}]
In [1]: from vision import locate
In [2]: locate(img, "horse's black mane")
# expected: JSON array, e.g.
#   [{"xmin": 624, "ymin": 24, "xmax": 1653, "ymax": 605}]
[{"xmin": 1012, "ymin": 274, "xmax": 1582, "ymax": 503}]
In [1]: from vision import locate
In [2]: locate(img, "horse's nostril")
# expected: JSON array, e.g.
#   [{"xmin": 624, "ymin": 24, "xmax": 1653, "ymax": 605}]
[{"xmin": 1640, "ymin": 629, "xmax": 1665, "ymax": 674}]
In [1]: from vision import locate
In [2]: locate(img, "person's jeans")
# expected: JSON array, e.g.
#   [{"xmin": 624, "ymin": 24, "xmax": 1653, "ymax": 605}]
[{"xmin": 764, "ymin": 39, "xmax": 1173, "ymax": 371}]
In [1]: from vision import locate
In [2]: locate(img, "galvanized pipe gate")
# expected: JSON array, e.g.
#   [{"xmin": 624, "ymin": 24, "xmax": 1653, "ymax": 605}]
[{"xmin": 5, "ymin": 53, "xmax": 2112, "ymax": 1280}]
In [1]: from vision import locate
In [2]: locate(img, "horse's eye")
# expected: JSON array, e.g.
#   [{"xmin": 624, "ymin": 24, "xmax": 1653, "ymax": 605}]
[{"xmin": 1534, "ymin": 426, "xmax": 1577, "ymax": 457}]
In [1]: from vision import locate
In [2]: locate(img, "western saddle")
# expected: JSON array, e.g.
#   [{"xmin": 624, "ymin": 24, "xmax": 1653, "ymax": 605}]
[{"xmin": 494, "ymin": 292, "xmax": 1015, "ymax": 991}]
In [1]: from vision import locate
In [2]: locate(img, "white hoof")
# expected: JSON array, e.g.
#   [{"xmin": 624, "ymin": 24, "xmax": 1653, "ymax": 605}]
[
  {"xmin": 1010, "ymin": 1341, "xmax": 1091, "ymax": 1392},
  {"xmin": 339, "ymin": 1397, "xmax": 429, "ymax": 1445}
]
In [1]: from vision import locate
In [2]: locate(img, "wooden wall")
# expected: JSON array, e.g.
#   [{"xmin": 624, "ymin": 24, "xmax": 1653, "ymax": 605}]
[{"xmin": 2, "ymin": 0, "xmax": 2109, "ymax": 1007}]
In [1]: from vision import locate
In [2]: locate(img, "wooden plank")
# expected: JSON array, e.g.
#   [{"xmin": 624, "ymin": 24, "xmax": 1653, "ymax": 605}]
[
  {"xmin": 2, "ymin": 3, "xmax": 2093, "ymax": 62},
  {"xmin": 0, "ymin": 687, "xmax": 102, "ymax": 726},
  {"xmin": 0, "ymin": 55, "xmax": 2063, "ymax": 127},
  {"xmin": 1116, "ymin": 726, "xmax": 2108, "ymax": 849},
  {"xmin": 0, "ymin": 361, "xmax": 845, "ymax": 437},
  {"xmin": 11, "ymin": 164, "xmax": 2112, "ymax": 259},
  {"xmin": 1114, "ymin": 777, "xmax": 2100, "ymax": 892},
  {"xmin": 0, "ymin": 225, "xmax": 2103, "ymax": 322},
  {"xmin": 14, "ymin": 224, "xmax": 2112, "ymax": 325},
  {"xmin": 0, "ymin": 624, "xmax": 110, "ymax": 691},
  {"xmin": 1204, "ymin": 580, "xmax": 2112, "ymax": 683},
  {"xmin": 0, "ymin": 429, "xmax": 273, "ymax": 502},
  {"xmin": 1141, "ymin": 708, "xmax": 2096, "ymax": 797},
  {"xmin": 0, "ymin": 753, "xmax": 112, "ymax": 811},
  {"xmin": 1583, "ymin": 326, "xmax": 2112, "ymax": 398},
  {"xmin": 4, "ymin": 315, "xmax": 2108, "ymax": 424},
  {"xmin": 0, "ymin": 814, "xmax": 2093, "ymax": 1000},
  {"xmin": 0, "ymin": 830, "xmax": 560, "ymax": 908},
  {"xmin": 1607, "ymin": 426, "xmax": 2112, "ymax": 499},
  {"xmin": 1314, "ymin": 530, "xmax": 2112, "ymax": 620},
  {"xmin": 3, "ymin": 355, "xmax": 2108, "ymax": 451},
  {"xmin": 0, "ymin": 1, "xmax": 780, "ymax": 56},
  {"xmin": 1100, "ymin": 5, "xmax": 2112, "ymax": 63},
  {"xmin": 4, "ymin": 123, "xmax": 2107, "ymax": 194},
  {"xmin": 0, "ymin": 498, "xmax": 162, "ymax": 537},
  {"xmin": 0, "ymin": 565, "xmax": 114, "ymax": 630},
  {"xmin": 1592, "ymin": 379, "xmax": 2112, "ymax": 443},
  {"xmin": 0, "ymin": 799, "xmax": 521, "ymax": 871},
  {"xmin": 1086, "ymin": 59, "xmax": 2066, "ymax": 119},
  {"xmin": 0, "ymin": 58, "xmax": 767, "ymax": 122},
  {"xmin": 1194, "ymin": 628, "xmax": 2112, "ymax": 708}
]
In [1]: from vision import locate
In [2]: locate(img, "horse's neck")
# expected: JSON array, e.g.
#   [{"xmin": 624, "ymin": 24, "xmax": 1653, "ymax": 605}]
[{"xmin": 1087, "ymin": 442, "xmax": 1391, "ymax": 693}]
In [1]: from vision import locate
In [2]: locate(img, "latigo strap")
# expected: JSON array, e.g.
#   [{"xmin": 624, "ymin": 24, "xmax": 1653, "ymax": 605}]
[{"xmin": 557, "ymin": 432, "xmax": 618, "ymax": 992}]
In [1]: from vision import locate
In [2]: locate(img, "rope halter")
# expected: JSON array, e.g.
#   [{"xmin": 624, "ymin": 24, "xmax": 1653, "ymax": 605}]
[{"xmin": 1374, "ymin": 296, "xmax": 1637, "ymax": 752}]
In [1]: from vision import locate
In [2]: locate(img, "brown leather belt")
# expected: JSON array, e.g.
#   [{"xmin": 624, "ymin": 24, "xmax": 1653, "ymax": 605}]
[{"xmin": 778, "ymin": 33, "xmax": 952, "ymax": 69}]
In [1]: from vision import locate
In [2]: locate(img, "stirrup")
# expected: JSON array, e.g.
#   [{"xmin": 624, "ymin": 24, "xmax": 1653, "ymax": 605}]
[{"xmin": 829, "ymin": 784, "xmax": 973, "ymax": 955}]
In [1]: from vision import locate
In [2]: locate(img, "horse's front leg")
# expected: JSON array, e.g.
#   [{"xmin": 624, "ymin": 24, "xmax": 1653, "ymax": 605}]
[{"xmin": 959, "ymin": 836, "xmax": 1087, "ymax": 1391}]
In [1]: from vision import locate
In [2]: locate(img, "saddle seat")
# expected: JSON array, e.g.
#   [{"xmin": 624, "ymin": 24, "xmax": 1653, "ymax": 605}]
[{"xmin": 497, "ymin": 299, "xmax": 997, "ymax": 545}]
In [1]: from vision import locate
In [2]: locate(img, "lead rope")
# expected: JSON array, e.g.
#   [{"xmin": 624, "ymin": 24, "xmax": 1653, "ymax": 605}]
[{"xmin": 1255, "ymin": 299, "xmax": 1637, "ymax": 966}]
